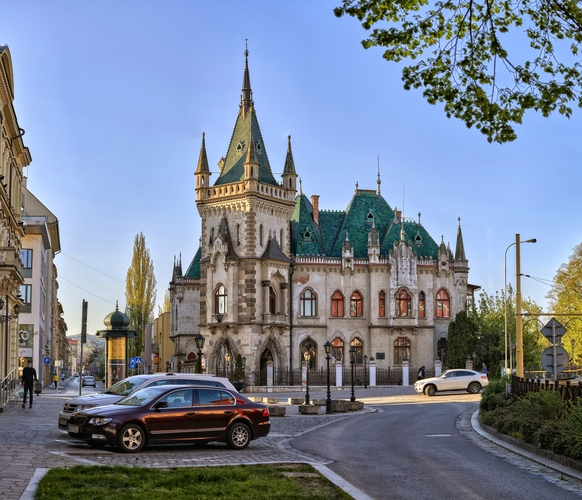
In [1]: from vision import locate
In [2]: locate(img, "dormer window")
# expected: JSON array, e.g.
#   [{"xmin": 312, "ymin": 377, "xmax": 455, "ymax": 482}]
[
  {"xmin": 236, "ymin": 140, "xmax": 245, "ymax": 153},
  {"xmin": 366, "ymin": 211, "xmax": 375, "ymax": 224},
  {"xmin": 256, "ymin": 141, "xmax": 262, "ymax": 154},
  {"xmin": 415, "ymin": 232, "xmax": 423, "ymax": 245},
  {"xmin": 303, "ymin": 229, "xmax": 312, "ymax": 242}
]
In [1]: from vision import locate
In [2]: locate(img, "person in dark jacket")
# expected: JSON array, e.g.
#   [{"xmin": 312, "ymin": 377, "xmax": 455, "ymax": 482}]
[
  {"xmin": 21, "ymin": 361, "xmax": 37, "ymax": 408},
  {"xmin": 417, "ymin": 366, "xmax": 425, "ymax": 380}
]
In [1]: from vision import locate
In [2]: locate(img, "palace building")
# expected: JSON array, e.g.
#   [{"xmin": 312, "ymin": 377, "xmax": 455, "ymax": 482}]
[{"xmin": 169, "ymin": 50, "xmax": 474, "ymax": 385}]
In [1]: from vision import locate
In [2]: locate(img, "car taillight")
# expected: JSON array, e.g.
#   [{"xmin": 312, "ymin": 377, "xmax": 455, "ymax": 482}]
[
  {"xmin": 262, "ymin": 409, "xmax": 270, "ymax": 418},
  {"xmin": 481, "ymin": 375, "xmax": 488, "ymax": 379}
]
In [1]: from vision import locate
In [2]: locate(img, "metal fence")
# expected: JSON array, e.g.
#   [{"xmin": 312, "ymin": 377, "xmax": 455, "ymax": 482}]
[{"xmin": 511, "ymin": 376, "xmax": 582, "ymax": 402}]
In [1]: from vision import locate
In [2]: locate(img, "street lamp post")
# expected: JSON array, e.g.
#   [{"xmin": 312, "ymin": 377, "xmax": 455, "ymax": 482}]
[
  {"xmin": 303, "ymin": 349, "xmax": 311, "ymax": 405},
  {"xmin": 324, "ymin": 341, "xmax": 332, "ymax": 414},
  {"xmin": 194, "ymin": 333, "xmax": 205, "ymax": 374},
  {"xmin": 504, "ymin": 235, "xmax": 536, "ymax": 376},
  {"xmin": 571, "ymin": 338, "xmax": 576, "ymax": 370},
  {"xmin": 363, "ymin": 355, "xmax": 368, "ymax": 389},
  {"xmin": 349, "ymin": 347, "xmax": 356, "ymax": 402}
]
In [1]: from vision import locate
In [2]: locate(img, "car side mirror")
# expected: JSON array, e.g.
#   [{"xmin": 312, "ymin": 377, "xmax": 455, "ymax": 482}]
[{"xmin": 153, "ymin": 401, "xmax": 168, "ymax": 410}]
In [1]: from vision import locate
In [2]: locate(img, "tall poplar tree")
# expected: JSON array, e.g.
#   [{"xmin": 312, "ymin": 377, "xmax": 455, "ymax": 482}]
[{"xmin": 125, "ymin": 232, "xmax": 157, "ymax": 359}]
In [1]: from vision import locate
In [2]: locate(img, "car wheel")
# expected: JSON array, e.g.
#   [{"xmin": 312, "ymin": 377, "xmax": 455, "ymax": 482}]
[
  {"xmin": 468, "ymin": 382, "xmax": 481, "ymax": 394},
  {"xmin": 424, "ymin": 385, "xmax": 437, "ymax": 396},
  {"xmin": 117, "ymin": 424, "xmax": 145, "ymax": 453},
  {"xmin": 227, "ymin": 422, "xmax": 251, "ymax": 450}
]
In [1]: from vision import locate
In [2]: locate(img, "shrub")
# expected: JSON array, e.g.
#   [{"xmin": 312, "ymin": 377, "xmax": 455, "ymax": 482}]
[
  {"xmin": 513, "ymin": 390, "xmax": 565, "ymax": 444},
  {"xmin": 480, "ymin": 379, "xmax": 510, "ymax": 413},
  {"xmin": 560, "ymin": 401, "xmax": 582, "ymax": 459}
]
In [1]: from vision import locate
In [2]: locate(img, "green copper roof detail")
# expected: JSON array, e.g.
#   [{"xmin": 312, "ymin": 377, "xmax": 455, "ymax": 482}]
[
  {"xmin": 328, "ymin": 190, "xmax": 395, "ymax": 258},
  {"xmin": 381, "ymin": 221, "xmax": 439, "ymax": 259},
  {"xmin": 184, "ymin": 247, "xmax": 201, "ymax": 279},
  {"xmin": 290, "ymin": 194, "xmax": 325, "ymax": 256}
]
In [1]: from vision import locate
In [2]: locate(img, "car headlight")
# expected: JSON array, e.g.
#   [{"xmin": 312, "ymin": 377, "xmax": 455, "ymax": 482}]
[
  {"xmin": 88, "ymin": 417, "xmax": 112, "ymax": 426},
  {"xmin": 76, "ymin": 404, "xmax": 96, "ymax": 411}
]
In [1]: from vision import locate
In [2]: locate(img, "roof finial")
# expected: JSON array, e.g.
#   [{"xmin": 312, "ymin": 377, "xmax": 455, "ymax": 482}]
[
  {"xmin": 418, "ymin": 212, "xmax": 421, "ymax": 225},
  {"xmin": 115, "ymin": 300, "xmax": 119, "ymax": 312},
  {"xmin": 299, "ymin": 177, "xmax": 303, "ymax": 195},
  {"xmin": 241, "ymin": 39, "xmax": 252, "ymax": 117},
  {"xmin": 377, "ymin": 156, "xmax": 381, "ymax": 195}
]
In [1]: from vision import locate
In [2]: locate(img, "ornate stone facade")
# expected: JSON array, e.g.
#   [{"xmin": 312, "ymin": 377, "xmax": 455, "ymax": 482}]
[{"xmin": 170, "ymin": 51, "xmax": 475, "ymax": 385}]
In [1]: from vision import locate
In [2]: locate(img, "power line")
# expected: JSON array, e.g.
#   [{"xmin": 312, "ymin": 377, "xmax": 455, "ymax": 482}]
[
  {"xmin": 59, "ymin": 276, "xmax": 117, "ymax": 305},
  {"xmin": 60, "ymin": 253, "xmax": 125, "ymax": 283}
]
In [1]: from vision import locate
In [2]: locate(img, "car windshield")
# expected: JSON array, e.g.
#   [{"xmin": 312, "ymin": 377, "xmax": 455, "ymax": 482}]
[
  {"xmin": 116, "ymin": 386, "xmax": 168, "ymax": 407},
  {"xmin": 104, "ymin": 376, "xmax": 149, "ymax": 396}
]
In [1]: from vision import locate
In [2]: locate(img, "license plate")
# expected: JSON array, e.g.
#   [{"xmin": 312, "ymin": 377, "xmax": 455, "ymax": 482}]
[
  {"xmin": 68, "ymin": 425, "xmax": 79, "ymax": 433},
  {"xmin": 59, "ymin": 419, "xmax": 68, "ymax": 426}
]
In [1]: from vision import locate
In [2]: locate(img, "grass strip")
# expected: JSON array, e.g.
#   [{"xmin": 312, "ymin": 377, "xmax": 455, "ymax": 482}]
[{"xmin": 35, "ymin": 463, "xmax": 353, "ymax": 499}]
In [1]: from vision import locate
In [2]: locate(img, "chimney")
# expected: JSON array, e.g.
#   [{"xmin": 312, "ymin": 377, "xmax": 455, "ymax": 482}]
[{"xmin": 311, "ymin": 195, "xmax": 320, "ymax": 224}]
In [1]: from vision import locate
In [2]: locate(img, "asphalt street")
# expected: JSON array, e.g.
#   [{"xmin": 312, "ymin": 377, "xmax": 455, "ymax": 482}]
[{"xmin": 1, "ymin": 378, "xmax": 582, "ymax": 499}]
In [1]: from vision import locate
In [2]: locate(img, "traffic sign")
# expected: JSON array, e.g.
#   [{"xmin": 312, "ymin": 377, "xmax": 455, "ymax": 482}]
[
  {"xmin": 542, "ymin": 346, "xmax": 569, "ymax": 375},
  {"xmin": 541, "ymin": 318, "xmax": 567, "ymax": 344},
  {"xmin": 43, "ymin": 357, "xmax": 50, "ymax": 364},
  {"xmin": 130, "ymin": 362, "xmax": 136, "ymax": 370},
  {"xmin": 135, "ymin": 356, "xmax": 142, "ymax": 364}
]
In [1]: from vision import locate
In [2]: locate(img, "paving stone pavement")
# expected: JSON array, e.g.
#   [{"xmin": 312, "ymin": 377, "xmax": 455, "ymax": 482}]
[{"xmin": 2, "ymin": 380, "xmax": 582, "ymax": 499}]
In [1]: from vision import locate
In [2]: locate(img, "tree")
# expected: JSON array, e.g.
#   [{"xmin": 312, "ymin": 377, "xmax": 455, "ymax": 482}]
[
  {"xmin": 158, "ymin": 289, "xmax": 170, "ymax": 316},
  {"xmin": 447, "ymin": 309, "xmax": 479, "ymax": 368},
  {"xmin": 125, "ymin": 232, "xmax": 157, "ymax": 359},
  {"xmin": 335, "ymin": 0, "xmax": 582, "ymax": 143},
  {"xmin": 547, "ymin": 242, "xmax": 582, "ymax": 365}
]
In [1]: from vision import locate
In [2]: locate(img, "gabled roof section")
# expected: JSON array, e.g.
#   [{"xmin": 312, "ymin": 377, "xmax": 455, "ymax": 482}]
[
  {"xmin": 214, "ymin": 50, "xmax": 278, "ymax": 187},
  {"xmin": 184, "ymin": 247, "xmax": 201, "ymax": 279},
  {"xmin": 381, "ymin": 220, "xmax": 439, "ymax": 259},
  {"xmin": 290, "ymin": 194, "xmax": 325, "ymax": 256},
  {"xmin": 327, "ymin": 190, "xmax": 395, "ymax": 258},
  {"xmin": 261, "ymin": 237, "xmax": 291, "ymax": 262}
]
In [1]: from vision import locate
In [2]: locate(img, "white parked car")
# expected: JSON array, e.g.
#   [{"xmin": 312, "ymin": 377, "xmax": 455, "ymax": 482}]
[
  {"xmin": 415, "ymin": 369, "xmax": 489, "ymax": 396},
  {"xmin": 58, "ymin": 373, "xmax": 236, "ymax": 430}
]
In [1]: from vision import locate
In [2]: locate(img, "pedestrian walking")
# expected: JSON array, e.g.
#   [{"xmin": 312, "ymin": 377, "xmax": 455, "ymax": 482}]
[
  {"xmin": 481, "ymin": 363, "xmax": 488, "ymax": 375},
  {"xmin": 53, "ymin": 373, "xmax": 59, "ymax": 389},
  {"xmin": 21, "ymin": 361, "xmax": 37, "ymax": 408},
  {"xmin": 417, "ymin": 366, "xmax": 425, "ymax": 380},
  {"xmin": 61, "ymin": 373, "xmax": 65, "ymax": 382}
]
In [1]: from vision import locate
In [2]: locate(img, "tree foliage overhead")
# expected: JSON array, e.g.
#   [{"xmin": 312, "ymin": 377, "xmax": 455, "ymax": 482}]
[
  {"xmin": 125, "ymin": 232, "xmax": 157, "ymax": 359},
  {"xmin": 335, "ymin": 0, "xmax": 582, "ymax": 143},
  {"xmin": 547, "ymin": 242, "xmax": 582, "ymax": 364}
]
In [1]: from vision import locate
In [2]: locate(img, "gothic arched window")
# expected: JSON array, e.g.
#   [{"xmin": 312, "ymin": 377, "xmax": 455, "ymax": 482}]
[
  {"xmin": 394, "ymin": 337, "xmax": 410, "ymax": 365},
  {"xmin": 379, "ymin": 291, "xmax": 386, "ymax": 317},
  {"xmin": 350, "ymin": 291, "xmax": 363, "ymax": 317},
  {"xmin": 436, "ymin": 289, "xmax": 450, "ymax": 318},
  {"xmin": 419, "ymin": 291, "xmax": 426, "ymax": 318},
  {"xmin": 331, "ymin": 291, "xmax": 344, "ymax": 317},
  {"xmin": 214, "ymin": 284, "xmax": 227, "ymax": 315},
  {"xmin": 300, "ymin": 289, "xmax": 317, "ymax": 317},
  {"xmin": 269, "ymin": 286, "xmax": 277, "ymax": 314},
  {"xmin": 396, "ymin": 289, "xmax": 412, "ymax": 317}
]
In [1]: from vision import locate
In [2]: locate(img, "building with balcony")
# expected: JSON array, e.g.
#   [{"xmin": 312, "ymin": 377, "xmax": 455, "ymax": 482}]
[{"xmin": 0, "ymin": 46, "xmax": 30, "ymax": 390}]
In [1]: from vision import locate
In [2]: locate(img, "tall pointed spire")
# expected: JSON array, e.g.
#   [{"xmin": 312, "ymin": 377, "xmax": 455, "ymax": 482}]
[
  {"xmin": 377, "ymin": 156, "xmax": 381, "ymax": 195},
  {"xmin": 195, "ymin": 132, "xmax": 210, "ymax": 173},
  {"xmin": 283, "ymin": 135, "xmax": 296, "ymax": 175},
  {"xmin": 455, "ymin": 216, "xmax": 466, "ymax": 260},
  {"xmin": 241, "ymin": 39, "xmax": 253, "ymax": 118}
]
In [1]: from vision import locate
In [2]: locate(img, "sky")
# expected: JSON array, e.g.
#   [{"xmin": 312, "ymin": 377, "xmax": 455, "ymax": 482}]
[{"xmin": 2, "ymin": 1, "xmax": 580, "ymax": 336}]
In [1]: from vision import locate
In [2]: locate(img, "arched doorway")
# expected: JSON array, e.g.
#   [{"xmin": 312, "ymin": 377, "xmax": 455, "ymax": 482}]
[{"xmin": 259, "ymin": 348, "xmax": 274, "ymax": 386}]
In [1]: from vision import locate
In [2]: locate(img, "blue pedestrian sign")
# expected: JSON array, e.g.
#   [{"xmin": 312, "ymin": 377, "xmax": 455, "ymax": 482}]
[
  {"xmin": 43, "ymin": 357, "xmax": 50, "ymax": 364},
  {"xmin": 135, "ymin": 356, "xmax": 142, "ymax": 364},
  {"xmin": 130, "ymin": 362, "xmax": 136, "ymax": 370}
]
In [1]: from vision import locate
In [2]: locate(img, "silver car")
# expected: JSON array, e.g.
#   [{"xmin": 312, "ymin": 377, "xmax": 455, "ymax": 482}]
[
  {"xmin": 58, "ymin": 373, "xmax": 236, "ymax": 430},
  {"xmin": 414, "ymin": 369, "xmax": 489, "ymax": 396}
]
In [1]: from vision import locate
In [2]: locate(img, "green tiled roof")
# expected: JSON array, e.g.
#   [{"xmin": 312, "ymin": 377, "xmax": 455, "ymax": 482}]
[
  {"xmin": 184, "ymin": 247, "xmax": 201, "ymax": 279},
  {"xmin": 214, "ymin": 109, "xmax": 278, "ymax": 186},
  {"xmin": 290, "ymin": 194, "xmax": 324, "ymax": 255},
  {"xmin": 290, "ymin": 189, "xmax": 440, "ymax": 259},
  {"xmin": 381, "ymin": 221, "xmax": 439, "ymax": 259}
]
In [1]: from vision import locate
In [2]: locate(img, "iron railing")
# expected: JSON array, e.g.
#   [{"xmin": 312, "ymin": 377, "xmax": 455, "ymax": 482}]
[{"xmin": 0, "ymin": 367, "xmax": 19, "ymax": 412}]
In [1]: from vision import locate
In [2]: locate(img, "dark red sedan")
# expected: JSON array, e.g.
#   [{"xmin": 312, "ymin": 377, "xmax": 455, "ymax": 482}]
[{"xmin": 67, "ymin": 384, "xmax": 270, "ymax": 453}]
